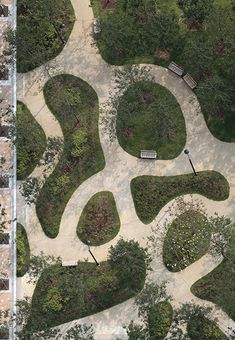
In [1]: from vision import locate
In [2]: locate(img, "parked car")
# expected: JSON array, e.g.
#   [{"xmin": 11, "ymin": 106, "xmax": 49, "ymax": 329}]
[{"xmin": 93, "ymin": 17, "xmax": 101, "ymax": 34}]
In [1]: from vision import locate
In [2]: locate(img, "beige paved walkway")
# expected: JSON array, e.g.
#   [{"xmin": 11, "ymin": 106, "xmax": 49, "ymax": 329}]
[{"xmin": 16, "ymin": 0, "xmax": 235, "ymax": 338}]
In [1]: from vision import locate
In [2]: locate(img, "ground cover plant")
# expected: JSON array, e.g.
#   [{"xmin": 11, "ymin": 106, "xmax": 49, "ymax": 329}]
[
  {"xmin": 163, "ymin": 210, "xmax": 211, "ymax": 271},
  {"xmin": 77, "ymin": 191, "xmax": 120, "ymax": 246},
  {"xmin": 131, "ymin": 171, "xmax": 229, "ymax": 224},
  {"xmin": 27, "ymin": 240, "xmax": 147, "ymax": 330},
  {"xmin": 191, "ymin": 230, "xmax": 235, "ymax": 321},
  {"xmin": 17, "ymin": 0, "xmax": 75, "ymax": 72},
  {"xmin": 16, "ymin": 101, "xmax": 47, "ymax": 180},
  {"xmin": 16, "ymin": 223, "xmax": 30, "ymax": 277},
  {"xmin": 36, "ymin": 75, "xmax": 105, "ymax": 238},
  {"xmin": 92, "ymin": 0, "xmax": 235, "ymax": 141},
  {"xmin": 116, "ymin": 81, "xmax": 186, "ymax": 159}
]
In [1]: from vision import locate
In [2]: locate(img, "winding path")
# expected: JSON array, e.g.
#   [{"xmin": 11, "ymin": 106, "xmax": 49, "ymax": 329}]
[{"xmin": 16, "ymin": 0, "xmax": 235, "ymax": 339}]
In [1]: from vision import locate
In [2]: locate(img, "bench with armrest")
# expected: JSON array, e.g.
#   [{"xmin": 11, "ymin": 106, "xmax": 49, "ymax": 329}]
[
  {"xmin": 168, "ymin": 62, "xmax": 184, "ymax": 76},
  {"xmin": 140, "ymin": 150, "xmax": 157, "ymax": 159}
]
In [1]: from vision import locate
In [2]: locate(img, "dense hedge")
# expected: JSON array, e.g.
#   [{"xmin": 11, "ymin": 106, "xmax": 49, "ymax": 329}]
[
  {"xmin": 17, "ymin": 101, "xmax": 47, "ymax": 180},
  {"xmin": 131, "ymin": 171, "xmax": 229, "ymax": 224},
  {"xmin": 36, "ymin": 75, "xmax": 105, "ymax": 238},
  {"xmin": 16, "ymin": 223, "xmax": 30, "ymax": 277}
]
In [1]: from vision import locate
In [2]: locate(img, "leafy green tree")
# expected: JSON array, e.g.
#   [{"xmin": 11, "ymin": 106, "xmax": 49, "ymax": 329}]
[
  {"xmin": 196, "ymin": 75, "xmax": 233, "ymax": 118},
  {"xmin": 207, "ymin": 6, "xmax": 235, "ymax": 54},
  {"xmin": 63, "ymin": 324, "xmax": 94, "ymax": 340},
  {"xmin": 126, "ymin": 282, "xmax": 172, "ymax": 340},
  {"xmin": 39, "ymin": 136, "xmax": 63, "ymax": 173},
  {"xmin": 181, "ymin": 33, "xmax": 214, "ymax": 80},
  {"xmin": 20, "ymin": 176, "xmax": 42, "ymax": 205},
  {"xmin": 26, "ymin": 251, "xmax": 61, "ymax": 284},
  {"xmin": 177, "ymin": 0, "xmax": 214, "ymax": 27},
  {"xmin": 172, "ymin": 303, "xmax": 227, "ymax": 340},
  {"xmin": 208, "ymin": 214, "xmax": 235, "ymax": 265},
  {"xmin": 108, "ymin": 239, "xmax": 149, "ymax": 291},
  {"xmin": 98, "ymin": 11, "xmax": 136, "ymax": 63}
]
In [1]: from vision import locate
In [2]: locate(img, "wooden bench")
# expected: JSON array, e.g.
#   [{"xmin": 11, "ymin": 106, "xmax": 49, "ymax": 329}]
[
  {"xmin": 140, "ymin": 150, "xmax": 157, "ymax": 159},
  {"xmin": 168, "ymin": 62, "xmax": 184, "ymax": 76},
  {"xmin": 183, "ymin": 74, "xmax": 197, "ymax": 89}
]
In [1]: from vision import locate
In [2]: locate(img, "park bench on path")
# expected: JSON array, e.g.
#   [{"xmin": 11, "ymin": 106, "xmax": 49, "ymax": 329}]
[
  {"xmin": 168, "ymin": 62, "xmax": 184, "ymax": 76},
  {"xmin": 140, "ymin": 150, "xmax": 157, "ymax": 159},
  {"xmin": 183, "ymin": 73, "xmax": 197, "ymax": 90}
]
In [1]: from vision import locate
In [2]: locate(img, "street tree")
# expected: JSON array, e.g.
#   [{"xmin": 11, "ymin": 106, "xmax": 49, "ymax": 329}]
[{"xmin": 177, "ymin": 0, "xmax": 214, "ymax": 27}]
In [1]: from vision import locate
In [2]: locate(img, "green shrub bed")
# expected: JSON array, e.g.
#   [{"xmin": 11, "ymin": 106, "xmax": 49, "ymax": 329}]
[
  {"xmin": 28, "ymin": 240, "xmax": 147, "ymax": 330},
  {"xmin": 77, "ymin": 191, "xmax": 120, "ymax": 246},
  {"xmin": 131, "ymin": 171, "xmax": 229, "ymax": 224},
  {"xmin": 163, "ymin": 211, "xmax": 211, "ymax": 271},
  {"xmin": 116, "ymin": 81, "xmax": 186, "ymax": 159},
  {"xmin": 16, "ymin": 223, "xmax": 30, "ymax": 277},
  {"xmin": 17, "ymin": 0, "xmax": 75, "ymax": 72},
  {"xmin": 36, "ymin": 75, "xmax": 105, "ymax": 238},
  {"xmin": 16, "ymin": 101, "xmax": 47, "ymax": 180}
]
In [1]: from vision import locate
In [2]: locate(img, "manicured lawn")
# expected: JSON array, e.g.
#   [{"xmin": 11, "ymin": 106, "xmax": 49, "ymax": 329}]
[
  {"xmin": 17, "ymin": 0, "xmax": 75, "ymax": 73},
  {"xmin": 16, "ymin": 101, "xmax": 47, "ymax": 180},
  {"xmin": 28, "ymin": 240, "xmax": 147, "ymax": 330},
  {"xmin": 191, "ymin": 231, "xmax": 235, "ymax": 321},
  {"xmin": 163, "ymin": 211, "xmax": 211, "ymax": 271},
  {"xmin": 131, "ymin": 171, "xmax": 229, "ymax": 224},
  {"xmin": 187, "ymin": 316, "xmax": 228, "ymax": 340},
  {"xmin": 77, "ymin": 191, "xmax": 120, "ymax": 246},
  {"xmin": 91, "ymin": 0, "xmax": 235, "ymax": 141},
  {"xmin": 148, "ymin": 302, "xmax": 173, "ymax": 339},
  {"xmin": 36, "ymin": 75, "xmax": 105, "ymax": 238},
  {"xmin": 16, "ymin": 223, "xmax": 30, "ymax": 277},
  {"xmin": 116, "ymin": 81, "xmax": 186, "ymax": 159}
]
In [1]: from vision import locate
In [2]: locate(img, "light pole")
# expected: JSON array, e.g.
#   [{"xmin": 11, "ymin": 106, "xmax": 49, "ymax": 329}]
[
  {"xmin": 87, "ymin": 240, "xmax": 100, "ymax": 266},
  {"xmin": 184, "ymin": 149, "xmax": 197, "ymax": 176}
]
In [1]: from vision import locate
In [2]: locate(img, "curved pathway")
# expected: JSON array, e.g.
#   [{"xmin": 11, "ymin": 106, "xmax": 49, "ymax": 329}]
[{"xmin": 16, "ymin": 0, "xmax": 235, "ymax": 338}]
